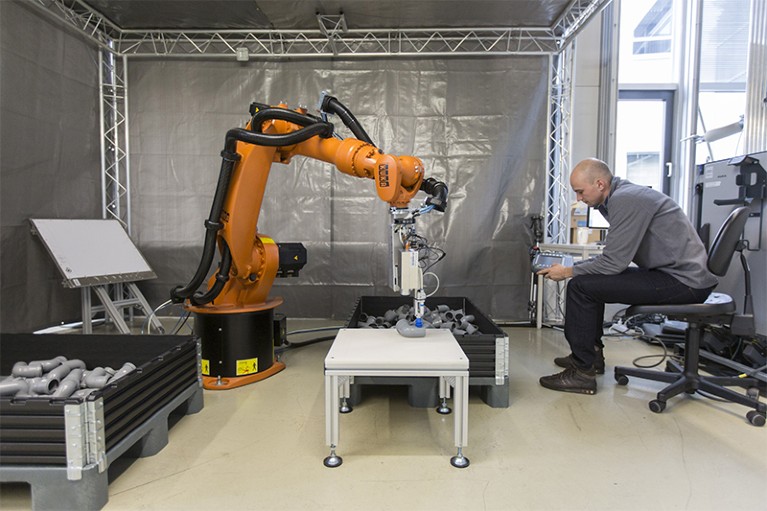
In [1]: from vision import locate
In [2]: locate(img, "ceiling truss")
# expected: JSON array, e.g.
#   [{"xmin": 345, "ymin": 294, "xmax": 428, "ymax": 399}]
[{"xmin": 31, "ymin": 0, "xmax": 609, "ymax": 58}]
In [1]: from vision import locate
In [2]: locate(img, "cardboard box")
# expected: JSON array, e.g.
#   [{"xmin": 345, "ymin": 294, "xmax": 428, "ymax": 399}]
[
  {"xmin": 570, "ymin": 201, "xmax": 588, "ymax": 229},
  {"xmin": 570, "ymin": 227, "xmax": 603, "ymax": 244}
]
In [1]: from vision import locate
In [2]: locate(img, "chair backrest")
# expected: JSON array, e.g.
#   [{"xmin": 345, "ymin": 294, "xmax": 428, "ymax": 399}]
[{"xmin": 707, "ymin": 206, "xmax": 750, "ymax": 276}]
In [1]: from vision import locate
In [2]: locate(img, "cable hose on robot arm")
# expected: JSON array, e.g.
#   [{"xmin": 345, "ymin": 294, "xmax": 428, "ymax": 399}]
[
  {"xmin": 250, "ymin": 108, "xmax": 328, "ymax": 134},
  {"xmin": 320, "ymin": 94, "xmax": 376, "ymax": 147},
  {"xmin": 189, "ymin": 240, "xmax": 232, "ymax": 306},
  {"xmin": 171, "ymin": 121, "xmax": 334, "ymax": 304},
  {"xmin": 225, "ymin": 123, "xmax": 333, "ymax": 150},
  {"xmin": 170, "ymin": 152, "xmax": 237, "ymax": 303}
]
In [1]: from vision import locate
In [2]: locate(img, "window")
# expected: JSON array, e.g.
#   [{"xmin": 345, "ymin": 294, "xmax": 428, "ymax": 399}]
[
  {"xmin": 618, "ymin": 0, "xmax": 676, "ymax": 84},
  {"xmin": 627, "ymin": 152, "xmax": 661, "ymax": 187},
  {"xmin": 615, "ymin": 91, "xmax": 672, "ymax": 193},
  {"xmin": 632, "ymin": 0, "xmax": 673, "ymax": 55},
  {"xmin": 695, "ymin": 0, "xmax": 749, "ymax": 163}
]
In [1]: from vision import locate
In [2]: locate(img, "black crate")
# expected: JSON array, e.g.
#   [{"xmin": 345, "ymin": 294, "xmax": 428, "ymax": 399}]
[
  {"xmin": 347, "ymin": 296, "xmax": 506, "ymax": 378},
  {"xmin": 0, "ymin": 333, "xmax": 199, "ymax": 466}
]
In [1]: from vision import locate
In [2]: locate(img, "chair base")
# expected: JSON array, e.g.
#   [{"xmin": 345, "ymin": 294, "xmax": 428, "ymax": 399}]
[{"xmin": 615, "ymin": 359, "xmax": 767, "ymax": 426}]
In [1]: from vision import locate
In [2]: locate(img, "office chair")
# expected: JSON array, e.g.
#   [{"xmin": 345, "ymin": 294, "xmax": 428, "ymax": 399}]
[{"xmin": 614, "ymin": 207, "xmax": 766, "ymax": 426}]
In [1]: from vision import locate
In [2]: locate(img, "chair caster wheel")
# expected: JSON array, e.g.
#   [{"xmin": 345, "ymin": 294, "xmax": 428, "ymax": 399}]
[
  {"xmin": 649, "ymin": 400, "xmax": 666, "ymax": 413},
  {"xmin": 746, "ymin": 410, "xmax": 766, "ymax": 427},
  {"xmin": 615, "ymin": 374, "xmax": 628, "ymax": 386},
  {"xmin": 747, "ymin": 387, "xmax": 760, "ymax": 399}
]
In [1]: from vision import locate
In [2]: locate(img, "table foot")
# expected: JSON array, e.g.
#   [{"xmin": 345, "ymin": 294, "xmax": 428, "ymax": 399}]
[
  {"xmin": 450, "ymin": 448, "xmax": 470, "ymax": 468},
  {"xmin": 339, "ymin": 398, "xmax": 353, "ymax": 414},
  {"xmin": 436, "ymin": 398, "xmax": 452, "ymax": 415},
  {"xmin": 323, "ymin": 446, "xmax": 343, "ymax": 468}
]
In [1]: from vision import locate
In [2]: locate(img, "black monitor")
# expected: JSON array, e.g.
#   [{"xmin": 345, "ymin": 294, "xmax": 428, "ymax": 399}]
[{"xmin": 587, "ymin": 207, "xmax": 610, "ymax": 229}]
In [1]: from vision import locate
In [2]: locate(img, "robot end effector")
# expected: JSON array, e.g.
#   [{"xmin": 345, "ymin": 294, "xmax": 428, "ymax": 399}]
[
  {"xmin": 419, "ymin": 177, "xmax": 449, "ymax": 213},
  {"xmin": 389, "ymin": 178, "xmax": 449, "ymax": 337}
]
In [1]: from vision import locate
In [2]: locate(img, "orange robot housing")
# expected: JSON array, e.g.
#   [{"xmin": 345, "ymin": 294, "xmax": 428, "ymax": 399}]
[{"xmin": 171, "ymin": 97, "xmax": 441, "ymax": 390}]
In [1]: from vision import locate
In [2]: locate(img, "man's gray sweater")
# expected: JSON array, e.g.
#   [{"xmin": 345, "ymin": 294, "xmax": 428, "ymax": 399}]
[{"xmin": 572, "ymin": 177, "xmax": 718, "ymax": 290}]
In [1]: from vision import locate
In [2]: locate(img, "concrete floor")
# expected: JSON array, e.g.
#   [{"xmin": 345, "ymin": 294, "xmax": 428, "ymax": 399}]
[{"xmin": 2, "ymin": 319, "xmax": 766, "ymax": 510}]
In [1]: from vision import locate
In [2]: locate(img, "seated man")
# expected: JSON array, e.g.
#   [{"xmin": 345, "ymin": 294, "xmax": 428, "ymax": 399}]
[{"xmin": 537, "ymin": 158, "xmax": 717, "ymax": 394}]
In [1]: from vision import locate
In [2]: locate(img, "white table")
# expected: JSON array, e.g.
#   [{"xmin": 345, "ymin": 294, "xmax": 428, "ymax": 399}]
[
  {"xmin": 535, "ymin": 243, "xmax": 604, "ymax": 328},
  {"xmin": 324, "ymin": 328, "xmax": 470, "ymax": 468}
]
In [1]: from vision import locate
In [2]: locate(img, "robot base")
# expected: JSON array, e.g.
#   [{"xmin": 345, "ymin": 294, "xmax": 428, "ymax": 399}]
[{"xmin": 203, "ymin": 360, "xmax": 285, "ymax": 390}]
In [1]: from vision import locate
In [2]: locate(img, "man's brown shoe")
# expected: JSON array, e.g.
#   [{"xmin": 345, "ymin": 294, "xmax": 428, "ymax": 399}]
[{"xmin": 539, "ymin": 366, "xmax": 597, "ymax": 395}]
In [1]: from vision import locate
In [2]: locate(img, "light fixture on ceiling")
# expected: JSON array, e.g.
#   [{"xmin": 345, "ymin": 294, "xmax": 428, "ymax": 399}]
[{"xmin": 236, "ymin": 47, "xmax": 249, "ymax": 62}]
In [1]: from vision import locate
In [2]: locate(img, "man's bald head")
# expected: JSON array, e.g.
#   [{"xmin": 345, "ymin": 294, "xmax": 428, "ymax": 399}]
[
  {"xmin": 570, "ymin": 158, "xmax": 613, "ymax": 207},
  {"xmin": 572, "ymin": 158, "xmax": 613, "ymax": 185}
]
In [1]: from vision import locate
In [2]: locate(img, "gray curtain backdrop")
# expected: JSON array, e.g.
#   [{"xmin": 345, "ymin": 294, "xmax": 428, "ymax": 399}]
[
  {"xmin": 1, "ymin": 0, "xmax": 548, "ymax": 331},
  {"xmin": 1, "ymin": 1, "xmax": 101, "ymax": 332},
  {"xmin": 130, "ymin": 57, "xmax": 548, "ymax": 322}
]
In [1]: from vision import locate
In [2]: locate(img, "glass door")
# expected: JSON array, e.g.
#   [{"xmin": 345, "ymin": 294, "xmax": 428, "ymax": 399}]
[{"xmin": 615, "ymin": 90, "xmax": 674, "ymax": 194}]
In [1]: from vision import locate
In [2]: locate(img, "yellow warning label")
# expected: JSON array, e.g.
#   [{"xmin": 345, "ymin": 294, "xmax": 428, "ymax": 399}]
[
  {"xmin": 236, "ymin": 357, "xmax": 258, "ymax": 376},
  {"xmin": 201, "ymin": 359, "xmax": 210, "ymax": 376}
]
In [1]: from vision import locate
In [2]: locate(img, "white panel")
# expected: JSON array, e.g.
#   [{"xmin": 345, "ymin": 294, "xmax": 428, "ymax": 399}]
[{"xmin": 30, "ymin": 219, "xmax": 155, "ymax": 288}]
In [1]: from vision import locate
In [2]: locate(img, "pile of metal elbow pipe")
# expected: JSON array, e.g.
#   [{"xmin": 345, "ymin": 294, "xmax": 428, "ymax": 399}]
[
  {"xmin": 0, "ymin": 356, "xmax": 136, "ymax": 399},
  {"xmin": 357, "ymin": 304, "xmax": 481, "ymax": 336}
]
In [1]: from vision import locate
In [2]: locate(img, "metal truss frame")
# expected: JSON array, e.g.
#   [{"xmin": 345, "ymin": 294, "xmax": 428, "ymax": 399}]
[
  {"xmin": 113, "ymin": 27, "xmax": 561, "ymax": 58},
  {"xmin": 98, "ymin": 50, "xmax": 131, "ymax": 233},
  {"xmin": 554, "ymin": 0, "xmax": 612, "ymax": 43},
  {"xmin": 545, "ymin": 46, "xmax": 575, "ymax": 245},
  {"xmin": 28, "ymin": 0, "xmax": 605, "ymax": 233}
]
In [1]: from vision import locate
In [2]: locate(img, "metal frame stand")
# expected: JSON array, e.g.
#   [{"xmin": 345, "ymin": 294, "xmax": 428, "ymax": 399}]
[{"xmin": 81, "ymin": 282, "xmax": 163, "ymax": 334}]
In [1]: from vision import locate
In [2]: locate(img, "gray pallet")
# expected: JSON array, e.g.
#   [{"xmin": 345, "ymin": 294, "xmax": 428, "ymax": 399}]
[{"xmin": 0, "ymin": 382, "xmax": 203, "ymax": 511}]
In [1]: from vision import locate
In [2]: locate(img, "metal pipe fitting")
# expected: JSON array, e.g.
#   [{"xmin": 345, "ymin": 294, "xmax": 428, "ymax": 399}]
[
  {"xmin": 52, "ymin": 368, "xmax": 84, "ymax": 398},
  {"xmin": 30, "ymin": 363, "xmax": 73, "ymax": 394},
  {"xmin": 83, "ymin": 367, "xmax": 110, "ymax": 389},
  {"xmin": 11, "ymin": 362, "xmax": 42, "ymax": 378},
  {"xmin": 108, "ymin": 363, "xmax": 136, "ymax": 384},
  {"xmin": 395, "ymin": 318, "xmax": 426, "ymax": 338},
  {"xmin": 0, "ymin": 378, "xmax": 30, "ymax": 396}
]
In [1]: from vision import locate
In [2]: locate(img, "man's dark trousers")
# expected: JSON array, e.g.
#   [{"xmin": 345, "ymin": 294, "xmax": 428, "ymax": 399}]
[{"xmin": 564, "ymin": 268, "xmax": 714, "ymax": 369}]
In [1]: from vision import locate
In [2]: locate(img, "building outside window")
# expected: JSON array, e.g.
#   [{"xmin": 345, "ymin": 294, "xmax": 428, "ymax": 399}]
[{"xmin": 615, "ymin": 0, "xmax": 751, "ymax": 198}]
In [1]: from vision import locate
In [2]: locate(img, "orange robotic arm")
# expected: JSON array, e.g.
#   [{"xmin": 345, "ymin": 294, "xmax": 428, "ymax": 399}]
[{"xmin": 172, "ymin": 99, "xmax": 445, "ymax": 315}]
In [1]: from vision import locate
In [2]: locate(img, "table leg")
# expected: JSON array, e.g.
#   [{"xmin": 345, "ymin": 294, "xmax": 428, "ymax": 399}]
[
  {"xmin": 340, "ymin": 376, "xmax": 352, "ymax": 413},
  {"xmin": 437, "ymin": 377, "xmax": 451, "ymax": 414},
  {"xmin": 536, "ymin": 273, "xmax": 544, "ymax": 329},
  {"xmin": 324, "ymin": 374, "xmax": 342, "ymax": 467},
  {"xmin": 450, "ymin": 375, "xmax": 470, "ymax": 468}
]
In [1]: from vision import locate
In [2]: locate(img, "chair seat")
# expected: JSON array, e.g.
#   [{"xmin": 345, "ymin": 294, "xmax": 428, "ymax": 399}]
[{"xmin": 626, "ymin": 292, "xmax": 735, "ymax": 321}]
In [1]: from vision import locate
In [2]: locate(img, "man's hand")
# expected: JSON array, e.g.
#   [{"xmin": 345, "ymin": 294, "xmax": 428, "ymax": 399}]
[{"xmin": 537, "ymin": 264, "xmax": 573, "ymax": 282}]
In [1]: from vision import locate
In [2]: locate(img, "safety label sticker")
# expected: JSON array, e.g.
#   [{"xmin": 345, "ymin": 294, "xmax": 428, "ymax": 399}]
[
  {"xmin": 201, "ymin": 359, "xmax": 210, "ymax": 376},
  {"xmin": 236, "ymin": 357, "xmax": 258, "ymax": 376}
]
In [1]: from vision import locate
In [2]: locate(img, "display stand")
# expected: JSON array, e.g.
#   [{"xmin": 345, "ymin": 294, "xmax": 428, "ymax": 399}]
[{"xmin": 30, "ymin": 219, "xmax": 162, "ymax": 334}]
